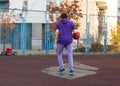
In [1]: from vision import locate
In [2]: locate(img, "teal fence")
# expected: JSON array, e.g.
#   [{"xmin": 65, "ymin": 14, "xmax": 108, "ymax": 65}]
[{"xmin": 0, "ymin": 8, "xmax": 120, "ymax": 55}]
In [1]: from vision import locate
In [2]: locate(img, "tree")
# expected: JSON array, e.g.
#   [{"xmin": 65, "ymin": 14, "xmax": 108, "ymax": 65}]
[
  {"xmin": 47, "ymin": 0, "xmax": 83, "ymax": 30},
  {"xmin": 109, "ymin": 21, "xmax": 120, "ymax": 51},
  {"xmin": 0, "ymin": 2, "xmax": 20, "ymax": 55}
]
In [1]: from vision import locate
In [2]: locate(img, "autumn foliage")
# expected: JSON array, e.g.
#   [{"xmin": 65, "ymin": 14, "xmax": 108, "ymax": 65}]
[
  {"xmin": 47, "ymin": 0, "xmax": 83, "ymax": 29},
  {"xmin": 0, "ymin": 3, "xmax": 19, "ymax": 29},
  {"xmin": 109, "ymin": 22, "xmax": 120, "ymax": 51}
]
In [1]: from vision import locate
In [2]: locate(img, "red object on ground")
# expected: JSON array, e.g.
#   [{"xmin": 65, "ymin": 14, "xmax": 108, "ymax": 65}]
[
  {"xmin": 73, "ymin": 32, "xmax": 80, "ymax": 40},
  {"xmin": 6, "ymin": 48, "xmax": 12, "ymax": 53}
]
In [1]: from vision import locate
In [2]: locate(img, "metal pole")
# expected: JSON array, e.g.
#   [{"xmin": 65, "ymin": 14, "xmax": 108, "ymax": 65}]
[
  {"xmin": 45, "ymin": 19, "xmax": 50, "ymax": 54},
  {"xmin": 21, "ymin": 0, "xmax": 27, "ymax": 55},
  {"xmin": 104, "ymin": 16, "xmax": 108, "ymax": 53},
  {"xmin": 45, "ymin": 11, "xmax": 51, "ymax": 54},
  {"xmin": 21, "ymin": 13, "xmax": 27, "ymax": 55},
  {"xmin": 86, "ymin": 0, "xmax": 90, "ymax": 53}
]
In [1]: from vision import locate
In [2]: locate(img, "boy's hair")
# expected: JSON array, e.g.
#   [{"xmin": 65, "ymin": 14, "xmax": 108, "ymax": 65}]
[{"xmin": 60, "ymin": 13, "xmax": 68, "ymax": 19}]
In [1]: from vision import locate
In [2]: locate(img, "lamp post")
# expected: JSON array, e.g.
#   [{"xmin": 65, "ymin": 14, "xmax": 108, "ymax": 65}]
[{"xmin": 86, "ymin": 0, "xmax": 90, "ymax": 53}]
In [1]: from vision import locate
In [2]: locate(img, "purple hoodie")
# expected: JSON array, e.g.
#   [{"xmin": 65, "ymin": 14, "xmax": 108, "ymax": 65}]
[{"xmin": 56, "ymin": 18, "xmax": 75, "ymax": 44}]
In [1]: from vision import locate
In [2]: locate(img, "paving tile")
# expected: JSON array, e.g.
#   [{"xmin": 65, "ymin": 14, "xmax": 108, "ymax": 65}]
[{"xmin": 42, "ymin": 62, "xmax": 99, "ymax": 80}]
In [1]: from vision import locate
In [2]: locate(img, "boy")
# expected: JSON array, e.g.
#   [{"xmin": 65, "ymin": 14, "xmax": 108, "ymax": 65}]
[{"xmin": 55, "ymin": 13, "xmax": 77, "ymax": 76}]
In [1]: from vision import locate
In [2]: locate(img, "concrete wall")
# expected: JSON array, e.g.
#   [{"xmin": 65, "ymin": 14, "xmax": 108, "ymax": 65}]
[{"xmin": 10, "ymin": 0, "xmax": 46, "ymax": 23}]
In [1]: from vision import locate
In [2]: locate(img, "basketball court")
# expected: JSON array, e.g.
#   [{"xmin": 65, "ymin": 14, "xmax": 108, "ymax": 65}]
[{"xmin": 0, "ymin": 54, "xmax": 120, "ymax": 86}]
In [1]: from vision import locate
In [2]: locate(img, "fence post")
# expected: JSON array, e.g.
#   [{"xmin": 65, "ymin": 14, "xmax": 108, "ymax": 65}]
[
  {"xmin": 86, "ymin": 0, "xmax": 90, "ymax": 54},
  {"xmin": 45, "ymin": 19, "xmax": 50, "ymax": 54},
  {"xmin": 104, "ymin": 16, "xmax": 108, "ymax": 53},
  {"xmin": 21, "ymin": 16, "xmax": 27, "ymax": 55},
  {"xmin": 21, "ymin": 0, "xmax": 27, "ymax": 55}
]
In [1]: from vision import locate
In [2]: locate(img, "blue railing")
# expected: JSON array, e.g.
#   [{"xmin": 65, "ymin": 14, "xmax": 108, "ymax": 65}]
[{"xmin": 0, "ymin": 8, "xmax": 120, "ymax": 55}]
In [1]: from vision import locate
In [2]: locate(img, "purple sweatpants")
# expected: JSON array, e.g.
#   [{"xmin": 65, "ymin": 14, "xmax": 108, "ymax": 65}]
[{"xmin": 56, "ymin": 43, "xmax": 74, "ymax": 70}]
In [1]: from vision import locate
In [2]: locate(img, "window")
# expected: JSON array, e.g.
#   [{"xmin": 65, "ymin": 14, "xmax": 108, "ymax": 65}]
[{"xmin": 0, "ymin": 1, "xmax": 9, "ymax": 12}]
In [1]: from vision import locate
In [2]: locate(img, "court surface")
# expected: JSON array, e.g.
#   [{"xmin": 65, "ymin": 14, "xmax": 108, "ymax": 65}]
[{"xmin": 0, "ymin": 54, "xmax": 120, "ymax": 86}]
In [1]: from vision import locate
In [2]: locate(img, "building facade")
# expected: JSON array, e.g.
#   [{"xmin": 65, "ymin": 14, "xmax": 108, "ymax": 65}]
[{"xmin": 0, "ymin": 0, "xmax": 118, "ymax": 54}]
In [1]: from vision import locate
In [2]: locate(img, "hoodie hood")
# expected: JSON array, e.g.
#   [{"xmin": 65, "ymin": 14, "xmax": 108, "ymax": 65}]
[{"xmin": 60, "ymin": 18, "xmax": 69, "ymax": 24}]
